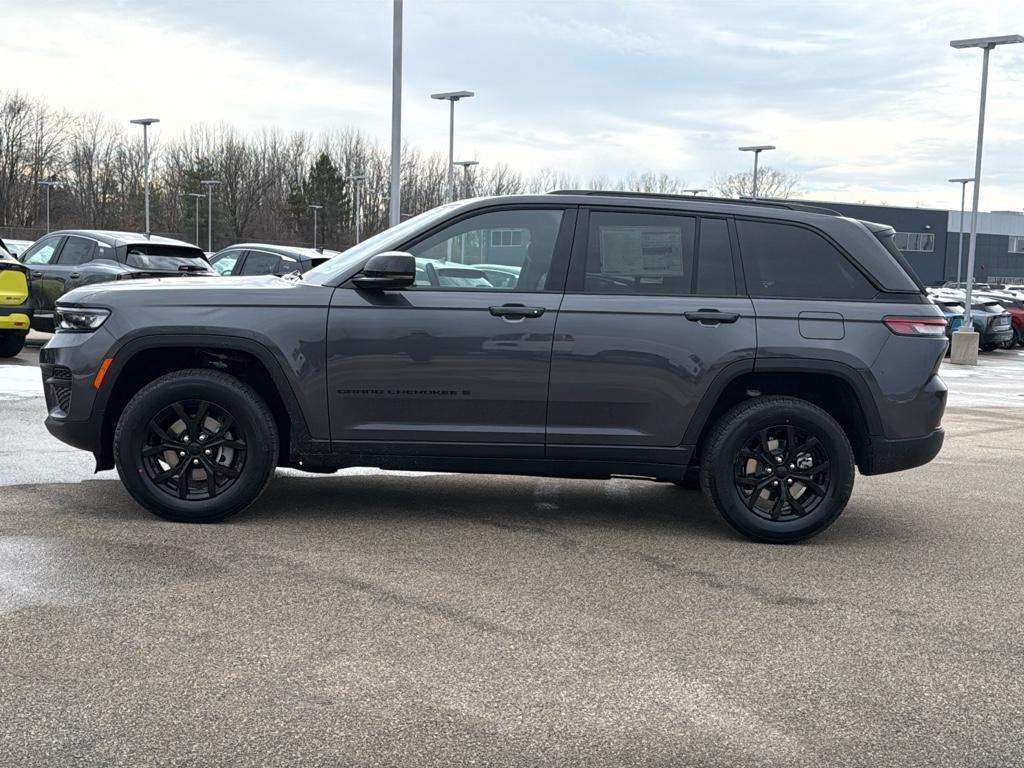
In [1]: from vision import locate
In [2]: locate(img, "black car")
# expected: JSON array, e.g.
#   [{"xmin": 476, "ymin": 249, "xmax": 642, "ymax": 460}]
[
  {"xmin": 18, "ymin": 230, "xmax": 213, "ymax": 331},
  {"xmin": 41, "ymin": 192, "xmax": 947, "ymax": 543},
  {"xmin": 208, "ymin": 244, "xmax": 338, "ymax": 277}
]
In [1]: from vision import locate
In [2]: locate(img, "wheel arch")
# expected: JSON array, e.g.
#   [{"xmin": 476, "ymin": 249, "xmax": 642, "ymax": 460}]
[{"xmin": 95, "ymin": 334, "xmax": 318, "ymax": 471}]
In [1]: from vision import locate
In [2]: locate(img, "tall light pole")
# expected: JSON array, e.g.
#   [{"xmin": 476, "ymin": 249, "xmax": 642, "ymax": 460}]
[
  {"xmin": 948, "ymin": 178, "xmax": 974, "ymax": 283},
  {"xmin": 347, "ymin": 174, "xmax": 366, "ymax": 243},
  {"xmin": 682, "ymin": 188, "xmax": 707, "ymax": 196},
  {"xmin": 950, "ymin": 34, "xmax": 1023, "ymax": 359},
  {"xmin": 431, "ymin": 90, "xmax": 474, "ymax": 203},
  {"xmin": 738, "ymin": 145, "xmax": 775, "ymax": 198},
  {"xmin": 453, "ymin": 160, "xmax": 479, "ymax": 199},
  {"xmin": 200, "ymin": 179, "xmax": 221, "ymax": 252},
  {"xmin": 186, "ymin": 192, "xmax": 205, "ymax": 246},
  {"xmin": 130, "ymin": 118, "xmax": 160, "ymax": 237},
  {"xmin": 308, "ymin": 204, "xmax": 323, "ymax": 249},
  {"xmin": 389, "ymin": 0, "xmax": 403, "ymax": 228},
  {"xmin": 38, "ymin": 180, "xmax": 60, "ymax": 233}
]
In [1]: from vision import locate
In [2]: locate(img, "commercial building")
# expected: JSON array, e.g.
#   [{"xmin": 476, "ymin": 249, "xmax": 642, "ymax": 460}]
[{"xmin": 794, "ymin": 200, "xmax": 1024, "ymax": 285}]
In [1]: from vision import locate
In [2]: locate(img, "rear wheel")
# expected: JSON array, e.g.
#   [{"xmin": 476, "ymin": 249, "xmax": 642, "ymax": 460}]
[
  {"xmin": 114, "ymin": 369, "xmax": 278, "ymax": 523},
  {"xmin": 700, "ymin": 396, "xmax": 855, "ymax": 543},
  {"xmin": 0, "ymin": 331, "xmax": 26, "ymax": 358}
]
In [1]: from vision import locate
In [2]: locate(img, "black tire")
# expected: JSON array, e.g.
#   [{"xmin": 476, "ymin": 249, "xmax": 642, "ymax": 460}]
[
  {"xmin": 114, "ymin": 368, "xmax": 278, "ymax": 523},
  {"xmin": 980, "ymin": 344, "xmax": 997, "ymax": 352},
  {"xmin": 0, "ymin": 331, "xmax": 27, "ymax": 358},
  {"xmin": 700, "ymin": 396, "xmax": 855, "ymax": 544}
]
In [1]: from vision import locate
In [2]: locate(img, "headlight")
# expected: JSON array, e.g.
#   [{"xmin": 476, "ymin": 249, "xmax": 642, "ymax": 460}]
[{"xmin": 55, "ymin": 307, "xmax": 110, "ymax": 332}]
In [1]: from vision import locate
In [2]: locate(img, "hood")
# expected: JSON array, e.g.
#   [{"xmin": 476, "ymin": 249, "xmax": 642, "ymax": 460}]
[{"xmin": 58, "ymin": 275, "xmax": 329, "ymax": 309}]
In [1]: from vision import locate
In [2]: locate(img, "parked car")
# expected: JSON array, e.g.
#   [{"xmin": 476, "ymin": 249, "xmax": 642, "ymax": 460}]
[
  {"xmin": 1, "ymin": 238, "xmax": 35, "ymax": 259},
  {"xmin": 41, "ymin": 191, "xmax": 947, "ymax": 543},
  {"xmin": 473, "ymin": 263, "xmax": 522, "ymax": 289},
  {"xmin": 969, "ymin": 299, "xmax": 1014, "ymax": 351},
  {"xmin": 929, "ymin": 297, "xmax": 964, "ymax": 351},
  {"xmin": 17, "ymin": 230, "xmax": 214, "ymax": 331},
  {"xmin": 978, "ymin": 292, "xmax": 1024, "ymax": 347},
  {"xmin": 209, "ymin": 244, "xmax": 339, "ymax": 277},
  {"xmin": 413, "ymin": 258, "xmax": 494, "ymax": 288},
  {"xmin": 0, "ymin": 250, "xmax": 32, "ymax": 356}
]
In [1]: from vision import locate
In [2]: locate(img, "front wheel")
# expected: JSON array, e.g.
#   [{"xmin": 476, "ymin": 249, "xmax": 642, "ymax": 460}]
[
  {"xmin": 114, "ymin": 368, "xmax": 279, "ymax": 522},
  {"xmin": 700, "ymin": 396, "xmax": 855, "ymax": 543}
]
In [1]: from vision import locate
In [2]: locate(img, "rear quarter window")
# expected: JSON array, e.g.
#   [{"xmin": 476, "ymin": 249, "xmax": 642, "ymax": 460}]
[{"xmin": 736, "ymin": 220, "xmax": 877, "ymax": 300}]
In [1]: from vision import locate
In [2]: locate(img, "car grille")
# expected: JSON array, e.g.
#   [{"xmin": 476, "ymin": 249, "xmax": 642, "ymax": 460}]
[{"xmin": 41, "ymin": 364, "xmax": 73, "ymax": 416}]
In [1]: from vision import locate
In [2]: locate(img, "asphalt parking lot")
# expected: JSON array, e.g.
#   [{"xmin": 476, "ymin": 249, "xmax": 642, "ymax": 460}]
[{"xmin": 2, "ymin": 340, "xmax": 1024, "ymax": 767}]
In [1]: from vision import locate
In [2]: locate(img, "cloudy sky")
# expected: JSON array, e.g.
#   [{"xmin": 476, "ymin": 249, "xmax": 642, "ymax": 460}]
[{"xmin": 5, "ymin": 0, "xmax": 1024, "ymax": 210}]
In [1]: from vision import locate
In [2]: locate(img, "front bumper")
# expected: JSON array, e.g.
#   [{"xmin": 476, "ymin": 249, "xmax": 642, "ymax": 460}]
[{"xmin": 860, "ymin": 427, "xmax": 944, "ymax": 475}]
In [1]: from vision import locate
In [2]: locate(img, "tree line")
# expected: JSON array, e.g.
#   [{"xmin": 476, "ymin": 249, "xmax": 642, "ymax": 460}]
[{"xmin": 0, "ymin": 91, "xmax": 800, "ymax": 251}]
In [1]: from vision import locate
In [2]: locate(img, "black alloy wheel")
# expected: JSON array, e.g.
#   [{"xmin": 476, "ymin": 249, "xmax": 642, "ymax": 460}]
[
  {"xmin": 142, "ymin": 399, "xmax": 247, "ymax": 500},
  {"xmin": 733, "ymin": 425, "xmax": 830, "ymax": 522}
]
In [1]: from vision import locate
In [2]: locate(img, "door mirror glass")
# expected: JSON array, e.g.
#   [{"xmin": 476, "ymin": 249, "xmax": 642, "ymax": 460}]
[{"xmin": 352, "ymin": 252, "xmax": 416, "ymax": 290}]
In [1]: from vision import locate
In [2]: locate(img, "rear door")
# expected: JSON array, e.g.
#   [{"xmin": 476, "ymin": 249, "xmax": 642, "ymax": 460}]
[{"xmin": 546, "ymin": 208, "xmax": 756, "ymax": 461}]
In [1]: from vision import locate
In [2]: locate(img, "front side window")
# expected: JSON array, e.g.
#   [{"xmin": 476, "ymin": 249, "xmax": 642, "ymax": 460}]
[
  {"xmin": 57, "ymin": 236, "xmax": 95, "ymax": 266},
  {"xmin": 584, "ymin": 211, "xmax": 696, "ymax": 295},
  {"xmin": 22, "ymin": 236, "xmax": 62, "ymax": 265},
  {"xmin": 209, "ymin": 249, "xmax": 243, "ymax": 275},
  {"xmin": 737, "ymin": 220, "xmax": 876, "ymax": 300},
  {"xmin": 406, "ymin": 208, "xmax": 565, "ymax": 291}
]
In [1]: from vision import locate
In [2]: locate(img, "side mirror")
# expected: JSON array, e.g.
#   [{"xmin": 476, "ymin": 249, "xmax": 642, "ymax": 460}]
[{"xmin": 352, "ymin": 251, "xmax": 415, "ymax": 290}]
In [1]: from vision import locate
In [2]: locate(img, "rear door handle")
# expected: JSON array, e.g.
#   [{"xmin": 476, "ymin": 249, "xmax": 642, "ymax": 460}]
[
  {"xmin": 68, "ymin": 272, "xmax": 81, "ymax": 280},
  {"xmin": 684, "ymin": 309, "xmax": 740, "ymax": 325},
  {"xmin": 489, "ymin": 304, "xmax": 546, "ymax": 319},
  {"xmin": 31, "ymin": 271, "xmax": 44, "ymax": 278}
]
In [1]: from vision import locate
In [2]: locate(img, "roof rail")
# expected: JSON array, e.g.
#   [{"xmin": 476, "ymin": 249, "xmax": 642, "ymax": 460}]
[{"xmin": 547, "ymin": 190, "xmax": 840, "ymax": 216}]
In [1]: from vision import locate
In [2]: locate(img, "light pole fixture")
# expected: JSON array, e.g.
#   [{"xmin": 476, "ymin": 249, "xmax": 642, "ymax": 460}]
[
  {"xmin": 308, "ymin": 204, "xmax": 323, "ymax": 249},
  {"xmin": 389, "ymin": 0, "xmax": 403, "ymax": 228},
  {"xmin": 947, "ymin": 178, "xmax": 974, "ymax": 283},
  {"xmin": 431, "ymin": 90, "xmax": 474, "ymax": 203},
  {"xmin": 200, "ymin": 179, "xmax": 221, "ymax": 252},
  {"xmin": 453, "ymin": 160, "xmax": 479, "ymax": 199},
  {"xmin": 949, "ymin": 33, "xmax": 1023, "ymax": 358},
  {"xmin": 130, "ymin": 118, "xmax": 160, "ymax": 237},
  {"xmin": 738, "ymin": 145, "xmax": 775, "ymax": 198},
  {"xmin": 682, "ymin": 188, "xmax": 708, "ymax": 196},
  {"xmin": 186, "ymin": 192, "xmax": 205, "ymax": 247},
  {"xmin": 38, "ymin": 180, "xmax": 60, "ymax": 233},
  {"xmin": 347, "ymin": 174, "xmax": 366, "ymax": 243}
]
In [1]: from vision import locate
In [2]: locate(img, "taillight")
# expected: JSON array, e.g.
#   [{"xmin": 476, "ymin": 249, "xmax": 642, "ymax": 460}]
[{"xmin": 883, "ymin": 316, "xmax": 947, "ymax": 337}]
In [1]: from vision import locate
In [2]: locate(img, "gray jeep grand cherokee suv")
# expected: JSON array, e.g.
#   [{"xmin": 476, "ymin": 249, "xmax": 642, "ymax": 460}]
[{"xmin": 41, "ymin": 192, "xmax": 947, "ymax": 542}]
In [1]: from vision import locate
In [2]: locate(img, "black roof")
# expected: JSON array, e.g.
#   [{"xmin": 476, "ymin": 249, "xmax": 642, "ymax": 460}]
[
  {"xmin": 548, "ymin": 190, "xmax": 840, "ymax": 216},
  {"xmin": 47, "ymin": 230, "xmax": 201, "ymax": 249}
]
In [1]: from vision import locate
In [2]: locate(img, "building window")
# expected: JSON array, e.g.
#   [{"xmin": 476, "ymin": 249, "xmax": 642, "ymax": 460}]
[
  {"xmin": 893, "ymin": 232, "xmax": 934, "ymax": 252},
  {"xmin": 490, "ymin": 229, "xmax": 525, "ymax": 247},
  {"xmin": 1010, "ymin": 236, "xmax": 1024, "ymax": 254}
]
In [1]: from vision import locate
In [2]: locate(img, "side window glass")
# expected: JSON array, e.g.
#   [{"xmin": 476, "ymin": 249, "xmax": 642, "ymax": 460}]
[
  {"xmin": 56, "ymin": 237, "xmax": 95, "ymax": 266},
  {"xmin": 696, "ymin": 218, "xmax": 736, "ymax": 296},
  {"xmin": 239, "ymin": 251, "xmax": 281, "ymax": 276},
  {"xmin": 736, "ymin": 220, "xmax": 876, "ymax": 300},
  {"xmin": 584, "ymin": 211, "xmax": 695, "ymax": 295},
  {"xmin": 210, "ymin": 249, "xmax": 243, "ymax": 275},
  {"xmin": 23, "ymin": 237, "xmax": 62, "ymax": 265},
  {"xmin": 405, "ymin": 208, "xmax": 564, "ymax": 291}
]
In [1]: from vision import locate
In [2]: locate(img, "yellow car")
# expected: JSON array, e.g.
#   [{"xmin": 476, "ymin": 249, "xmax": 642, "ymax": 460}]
[{"xmin": 0, "ymin": 245, "xmax": 32, "ymax": 357}]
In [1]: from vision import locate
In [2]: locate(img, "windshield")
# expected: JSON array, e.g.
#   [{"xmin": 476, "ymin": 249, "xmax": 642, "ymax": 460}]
[{"xmin": 303, "ymin": 203, "xmax": 464, "ymax": 285}]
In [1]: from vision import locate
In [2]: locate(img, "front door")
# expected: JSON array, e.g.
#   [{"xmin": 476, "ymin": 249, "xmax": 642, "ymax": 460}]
[
  {"xmin": 20, "ymin": 235, "xmax": 65, "ymax": 329},
  {"xmin": 327, "ymin": 206, "xmax": 575, "ymax": 456},
  {"xmin": 546, "ymin": 208, "xmax": 756, "ymax": 461}
]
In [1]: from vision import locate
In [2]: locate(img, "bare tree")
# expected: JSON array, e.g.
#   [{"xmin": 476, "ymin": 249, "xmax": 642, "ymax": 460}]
[{"xmin": 712, "ymin": 167, "xmax": 801, "ymax": 199}]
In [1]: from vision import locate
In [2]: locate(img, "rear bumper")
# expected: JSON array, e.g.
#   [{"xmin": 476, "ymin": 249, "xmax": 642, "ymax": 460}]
[
  {"xmin": 0, "ymin": 305, "xmax": 32, "ymax": 331},
  {"xmin": 860, "ymin": 427, "xmax": 944, "ymax": 475}
]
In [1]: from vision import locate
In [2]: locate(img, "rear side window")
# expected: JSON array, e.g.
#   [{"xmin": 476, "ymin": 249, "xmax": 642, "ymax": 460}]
[
  {"xmin": 239, "ymin": 251, "xmax": 282, "ymax": 276},
  {"xmin": 696, "ymin": 218, "xmax": 736, "ymax": 296},
  {"xmin": 125, "ymin": 244, "xmax": 209, "ymax": 272},
  {"xmin": 736, "ymin": 220, "xmax": 876, "ymax": 300},
  {"xmin": 56, "ymin": 236, "xmax": 95, "ymax": 266},
  {"xmin": 585, "ymin": 211, "xmax": 696, "ymax": 295}
]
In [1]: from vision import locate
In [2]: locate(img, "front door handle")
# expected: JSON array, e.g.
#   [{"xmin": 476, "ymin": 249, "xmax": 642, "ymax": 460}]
[
  {"xmin": 684, "ymin": 309, "xmax": 740, "ymax": 325},
  {"xmin": 68, "ymin": 272, "xmax": 81, "ymax": 280},
  {"xmin": 31, "ymin": 271, "xmax": 44, "ymax": 278},
  {"xmin": 489, "ymin": 304, "xmax": 546, "ymax": 319}
]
